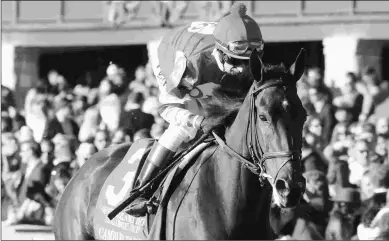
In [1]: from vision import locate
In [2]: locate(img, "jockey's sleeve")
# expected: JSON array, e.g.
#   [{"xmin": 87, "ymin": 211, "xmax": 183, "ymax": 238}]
[
  {"xmin": 158, "ymin": 104, "xmax": 204, "ymax": 129},
  {"xmin": 155, "ymin": 63, "xmax": 204, "ymax": 129}
]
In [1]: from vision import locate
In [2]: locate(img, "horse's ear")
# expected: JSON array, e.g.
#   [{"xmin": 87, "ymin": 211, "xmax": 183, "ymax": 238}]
[
  {"xmin": 249, "ymin": 48, "xmax": 263, "ymax": 82},
  {"xmin": 288, "ymin": 48, "xmax": 306, "ymax": 82}
]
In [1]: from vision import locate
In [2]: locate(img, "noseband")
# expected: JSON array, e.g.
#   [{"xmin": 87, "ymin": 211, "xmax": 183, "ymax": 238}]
[{"xmin": 213, "ymin": 78, "xmax": 301, "ymax": 186}]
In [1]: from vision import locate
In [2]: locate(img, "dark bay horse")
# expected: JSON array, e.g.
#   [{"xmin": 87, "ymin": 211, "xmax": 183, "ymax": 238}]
[{"xmin": 54, "ymin": 49, "xmax": 307, "ymax": 240}]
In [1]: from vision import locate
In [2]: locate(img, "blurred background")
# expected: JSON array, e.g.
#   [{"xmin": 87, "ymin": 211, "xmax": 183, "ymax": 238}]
[{"xmin": 1, "ymin": 1, "xmax": 389, "ymax": 240}]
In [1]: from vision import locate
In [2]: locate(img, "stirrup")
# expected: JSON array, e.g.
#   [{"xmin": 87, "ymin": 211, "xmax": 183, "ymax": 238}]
[
  {"xmin": 125, "ymin": 197, "xmax": 148, "ymax": 217},
  {"xmin": 125, "ymin": 197, "xmax": 159, "ymax": 217}
]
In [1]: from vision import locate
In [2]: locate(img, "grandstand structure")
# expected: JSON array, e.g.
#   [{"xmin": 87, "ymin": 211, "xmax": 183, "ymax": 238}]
[{"xmin": 2, "ymin": 1, "xmax": 389, "ymax": 107}]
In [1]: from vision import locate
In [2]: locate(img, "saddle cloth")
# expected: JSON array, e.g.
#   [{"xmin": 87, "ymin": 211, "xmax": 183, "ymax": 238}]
[{"xmin": 93, "ymin": 138, "xmax": 214, "ymax": 240}]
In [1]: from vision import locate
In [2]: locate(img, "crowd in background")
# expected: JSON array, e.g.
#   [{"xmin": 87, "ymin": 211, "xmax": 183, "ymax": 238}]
[
  {"xmin": 1, "ymin": 62, "xmax": 167, "ymax": 226},
  {"xmin": 1, "ymin": 60, "xmax": 389, "ymax": 240},
  {"xmin": 273, "ymin": 66, "xmax": 389, "ymax": 240}
]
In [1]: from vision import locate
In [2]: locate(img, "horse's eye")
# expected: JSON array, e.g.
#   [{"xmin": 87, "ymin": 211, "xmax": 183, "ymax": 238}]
[{"xmin": 259, "ymin": 115, "xmax": 268, "ymax": 122}]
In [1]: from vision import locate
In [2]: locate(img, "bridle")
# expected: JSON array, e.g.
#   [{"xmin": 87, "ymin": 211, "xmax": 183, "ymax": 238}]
[{"xmin": 213, "ymin": 77, "xmax": 301, "ymax": 186}]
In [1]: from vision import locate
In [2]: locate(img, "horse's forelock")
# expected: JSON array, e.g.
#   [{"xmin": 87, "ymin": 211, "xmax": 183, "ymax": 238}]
[{"xmin": 261, "ymin": 63, "xmax": 288, "ymax": 82}]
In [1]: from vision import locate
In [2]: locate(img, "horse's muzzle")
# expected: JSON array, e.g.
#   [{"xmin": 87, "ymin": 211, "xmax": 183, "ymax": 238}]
[{"xmin": 276, "ymin": 177, "xmax": 305, "ymax": 208}]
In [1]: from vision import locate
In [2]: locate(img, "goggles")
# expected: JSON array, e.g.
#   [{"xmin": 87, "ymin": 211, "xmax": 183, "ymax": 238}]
[{"xmin": 215, "ymin": 38, "xmax": 264, "ymax": 59}]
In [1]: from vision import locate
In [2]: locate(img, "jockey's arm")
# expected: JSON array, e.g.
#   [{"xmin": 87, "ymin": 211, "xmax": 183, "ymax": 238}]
[{"xmin": 157, "ymin": 79, "xmax": 204, "ymax": 130}]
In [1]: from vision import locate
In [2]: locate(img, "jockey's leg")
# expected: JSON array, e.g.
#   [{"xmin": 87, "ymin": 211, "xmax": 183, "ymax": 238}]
[{"xmin": 127, "ymin": 124, "xmax": 197, "ymax": 217}]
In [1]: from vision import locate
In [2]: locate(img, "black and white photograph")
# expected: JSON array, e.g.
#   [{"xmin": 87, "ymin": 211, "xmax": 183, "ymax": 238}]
[{"xmin": 1, "ymin": 1, "xmax": 389, "ymax": 240}]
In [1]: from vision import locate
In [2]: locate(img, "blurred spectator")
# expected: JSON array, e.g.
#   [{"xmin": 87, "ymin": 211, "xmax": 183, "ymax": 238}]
[
  {"xmin": 357, "ymin": 207, "xmax": 382, "ymax": 240},
  {"xmin": 71, "ymin": 142, "xmax": 97, "ymax": 175},
  {"xmin": 357, "ymin": 67, "xmax": 389, "ymax": 122},
  {"xmin": 304, "ymin": 116, "xmax": 326, "ymax": 151},
  {"xmin": 1, "ymin": 103, "xmax": 9, "ymax": 117},
  {"xmin": 54, "ymin": 75, "xmax": 72, "ymax": 98},
  {"xmin": 124, "ymin": 91, "xmax": 145, "ymax": 111},
  {"xmin": 46, "ymin": 70, "xmax": 60, "ymax": 95},
  {"xmin": 111, "ymin": 128, "xmax": 132, "ymax": 145},
  {"xmin": 357, "ymin": 177, "xmax": 388, "ymax": 240},
  {"xmin": 2, "ymin": 115, "xmax": 13, "ymax": 133},
  {"xmin": 348, "ymin": 138, "xmax": 375, "ymax": 187},
  {"xmin": 370, "ymin": 192, "xmax": 389, "ymax": 239},
  {"xmin": 40, "ymin": 138, "xmax": 55, "ymax": 168},
  {"xmin": 376, "ymin": 117, "xmax": 389, "ymax": 139},
  {"xmin": 105, "ymin": 62, "xmax": 128, "ymax": 96},
  {"xmin": 361, "ymin": 164, "xmax": 389, "ymax": 208},
  {"xmin": 133, "ymin": 128, "xmax": 152, "ymax": 141},
  {"xmin": 1, "ymin": 85, "xmax": 16, "ymax": 109},
  {"xmin": 2, "ymin": 133, "xmax": 22, "ymax": 213},
  {"xmin": 375, "ymin": 137, "xmax": 388, "ymax": 164},
  {"xmin": 18, "ymin": 126, "xmax": 35, "ymax": 143},
  {"xmin": 4, "ymin": 141, "xmax": 51, "ymax": 225},
  {"xmin": 78, "ymin": 105, "xmax": 101, "ymax": 143},
  {"xmin": 45, "ymin": 162, "xmax": 73, "ymax": 214},
  {"xmin": 330, "ymin": 188, "xmax": 361, "ymax": 220},
  {"xmin": 303, "ymin": 154, "xmax": 329, "ymax": 203},
  {"xmin": 52, "ymin": 133, "xmax": 75, "ymax": 166},
  {"xmin": 150, "ymin": 122, "xmax": 167, "ymax": 140},
  {"xmin": 376, "ymin": 118, "xmax": 389, "ymax": 163},
  {"xmin": 325, "ymin": 209, "xmax": 355, "ymax": 240},
  {"xmin": 94, "ymin": 129, "xmax": 110, "ymax": 151},
  {"xmin": 99, "ymin": 80, "xmax": 121, "ymax": 134},
  {"xmin": 308, "ymin": 88, "xmax": 336, "ymax": 145},
  {"xmin": 301, "ymin": 153, "xmax": 331, "ymax": 236},
  {"xmin": 98, "ymin": 79, "xmax": 113, "ymax": 101},
  {"xmin": 129, "ymin": 65, "xmax": 149, "ymax": 98},
  {"xmin": 333, "ymin": 72, "xmax": 364, "ymax": 122},
  {"xmin": 72, "ymin": 95, "xmax": 88, "ymax": 126},
  {"xmin": 43, "ymin": 97, "xmax": 79, "ymax": 140},
  {"xmin": 99, "ymin": 95, "xmax": 121, "ymax": 134},
  {"xmin": 142, "ymin": 95, "xmax": 160, "ymax": 118},
  {"xmin": 331, "ymin": 105, "xmax": 353, "ymax": 140},
  {"xmin": 145, "ymin": 62, "xmax": 158, "ymax": 88},
  {"xmin": 25, "ymin": 96, "xmax": 52, "ymax": 143},
  {"xmin": 306, "ymin": 67, "xmax": 333, "ymax": 104},
  {"xmin": 12, "ymin": 113, "xmax": 26, "ymax": 132},
  {"xmin": 120, "ymin": 92, "xmax": 155, "ymax": 137},
  {"xmin": 327, "ymin": 153, "xmax": 355, "ymax": 197},
  {"xmin": 269, "ymin": 202, "xmax": 324, "ymax": 240}
]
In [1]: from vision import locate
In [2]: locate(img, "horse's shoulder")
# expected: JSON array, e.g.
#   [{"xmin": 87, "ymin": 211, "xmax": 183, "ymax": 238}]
[
  {"xmin": 91, "ymin": 142, "xmax": 133, "ymax": 165},
  {"xmin": 193, "ymin": 143, "xmax": 219, "ymax": 166}
]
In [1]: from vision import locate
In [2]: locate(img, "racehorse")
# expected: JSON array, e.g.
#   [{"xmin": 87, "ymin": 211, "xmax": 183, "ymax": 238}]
[{"xmin": 53, "ymin": 48, "xmax": 307, "ymax": 240}]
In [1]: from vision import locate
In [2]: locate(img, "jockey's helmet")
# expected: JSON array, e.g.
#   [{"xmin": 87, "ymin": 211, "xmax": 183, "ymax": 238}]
[{"xmin": 213, "ymin": 3, "xmax": 264, "ymax": 60}]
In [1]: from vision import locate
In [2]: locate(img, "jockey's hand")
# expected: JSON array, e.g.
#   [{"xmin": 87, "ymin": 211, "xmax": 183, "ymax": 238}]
[{"xmin": 200, "ymin": 118, "xmax": 215, "ymax": 134}]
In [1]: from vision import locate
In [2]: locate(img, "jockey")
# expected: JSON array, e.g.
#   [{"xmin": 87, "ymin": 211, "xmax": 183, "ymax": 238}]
[{"xmin": 128, "ymin": 2, "xmax": 265, "ymax": 216}]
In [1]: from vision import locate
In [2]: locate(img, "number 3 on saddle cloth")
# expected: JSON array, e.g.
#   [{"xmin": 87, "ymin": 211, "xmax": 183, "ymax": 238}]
[{"xmin": 93, "ymin": 138, "xmax": 214, "ymax": 240}]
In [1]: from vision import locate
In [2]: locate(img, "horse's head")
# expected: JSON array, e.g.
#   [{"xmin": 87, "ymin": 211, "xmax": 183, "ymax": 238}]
[{"xmin": 248, "ymin": 48, "xmax": 307, "ymax": 208}]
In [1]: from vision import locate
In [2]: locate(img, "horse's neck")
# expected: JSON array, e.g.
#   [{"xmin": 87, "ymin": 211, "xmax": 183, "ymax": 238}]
[
  {"xmin": 211, "ymin": 97, "xmax": 271, "ymax": 238},
  {"xmin": 224, "ymin": 95, "xmax": 251, "ymax": 159}
]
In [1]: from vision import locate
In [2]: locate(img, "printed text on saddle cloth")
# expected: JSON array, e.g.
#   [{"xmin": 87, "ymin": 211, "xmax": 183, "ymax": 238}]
[{"xmin": 93, "ymin": 141, "xmax": 153, "ymax": 240}]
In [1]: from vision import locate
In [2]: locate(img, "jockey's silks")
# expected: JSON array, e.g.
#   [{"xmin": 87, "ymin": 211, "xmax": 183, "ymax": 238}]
[{"xmin": 157, "ymin": 22, "xmax": 226, "ymax": 99}]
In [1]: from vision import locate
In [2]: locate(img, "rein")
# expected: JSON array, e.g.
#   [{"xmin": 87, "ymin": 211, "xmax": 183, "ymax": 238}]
[{"xmin": 213, "ymin": 78, "xmax": 301, "ymax": 185}]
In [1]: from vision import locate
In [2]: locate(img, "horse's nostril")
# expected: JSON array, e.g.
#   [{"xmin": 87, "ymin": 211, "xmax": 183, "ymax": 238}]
[{"xmin": 275, "ymin": 179, "xmax": 289, "ymax": 196}]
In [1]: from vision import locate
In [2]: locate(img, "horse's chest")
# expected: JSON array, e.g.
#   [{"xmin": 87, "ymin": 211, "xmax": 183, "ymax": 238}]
[{"xmin": 93, "ymin": 140, "xmax": 153, "ymax": 240}]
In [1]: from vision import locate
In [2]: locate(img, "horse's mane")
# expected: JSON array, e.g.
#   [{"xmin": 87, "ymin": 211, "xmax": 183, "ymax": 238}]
[{"xmin": 202, "ymin": 63, "xmax": 288, "ymax": 130}]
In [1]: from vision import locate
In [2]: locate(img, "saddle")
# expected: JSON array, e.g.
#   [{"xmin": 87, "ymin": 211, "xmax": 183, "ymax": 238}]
[{"xmin": 107, "ymin": 132, "xmax": 216, "ymax": 221}]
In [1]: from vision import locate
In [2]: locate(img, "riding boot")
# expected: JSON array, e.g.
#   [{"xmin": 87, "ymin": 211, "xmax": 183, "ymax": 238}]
[{"xmin": 126, "ymin": 142, "xmax": 175, "ymax": 217}]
